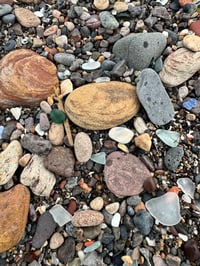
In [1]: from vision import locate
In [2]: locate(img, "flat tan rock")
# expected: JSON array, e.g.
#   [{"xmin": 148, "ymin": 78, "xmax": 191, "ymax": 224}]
[
  {"xmin": 65, "ymin": 81, "xmax": 140, "ymax": 130},
  {"xmin": 72, "ymin": 210, "xmax": 104, "ymax": 227},
  {"xmin": 159, "ymin": 48, "xmax": 200, "ymax": 87},
  {"xmin": 0, "ymin": 140, "xmax": 23, "ymax": 185},
  {"xmin": 0, "ymin": 184, "xmax": 30, "ymax": 252},
  {"xmin": 14, "ymin": 7, "xmax": 40, "ymax": 27},
  {"xmin": 134, "ymin": 133, "xmax": 152, "ymax": 152},
  {"xmin": 0, "ymin": 49, "xmax": 59, "ymax": 109},
  {"xmin": 183, "ymin": 35, "xmax": 200, "ymax": 52}
]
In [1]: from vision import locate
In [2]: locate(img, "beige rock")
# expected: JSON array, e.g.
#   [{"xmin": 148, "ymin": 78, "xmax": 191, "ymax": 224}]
[
  {"xmin": 90, "ymin": 197, "xmax": 104, "ymax": 211},
  {"xmin": 0, "ymin": 140, "xmax": 22, "ymax": 185},
  {"xmin": 0, "ymin": 49, "xmax": 59, "ymax": 109},
  {"xmin": 159, "ymin": 48, "xmax": 200, "ymax": 87},
  {"xmin": 60, "ymin": 79, "xmax": 73, "ymax": 97},
  {"xmin": 105, "ymin": 202, "xmax": 120, "ymax": 214},
  {"xmin": 65, "ymin": 81, "xmax": 140, "ymax": 130},
  {"xmin": 0, "ymin": 184, "xmax": 30, "ymax": 252},
  {"xmin": 50, "ymin": 232, "xmax": 64, "ymax": 249},
  {"xmin": 183, "ymin": 35, "xmax": 200, "ymax": 52},
  {"xmin": 18, "ymin": 153, "xmax": 31, "ymax": 167},
  {"xmin": 114, "ymin": 1, "xmax": 128, "ymax": 13},
  {"xmin": 93, "ymin": 0, "xmax": 109, "ymax": 10},
  {"xmin": 72, "ymin": 210, "xmax": 104, "ymax": 227},
  {"xmin": 74, "ymin": 132, "xmax": 93, "ymax": 163},
  {"xmin": 20, "ymin": 154, "xmax": 56, "ymax": 197},
  {"xmin": 48, "ymin": 123, "xmax": 64, "ymax": 146},
  {"xmin": 134, "ymin": 133, "xmax": 152, "ymax": 152},
  {"xmin": 14, "ymin": 8, "xmax": 40, "ymax": 27}
]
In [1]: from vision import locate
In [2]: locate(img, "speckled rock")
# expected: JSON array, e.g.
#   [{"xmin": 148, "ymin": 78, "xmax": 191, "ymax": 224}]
[
  {"xmin": 159, "ymin": 48, "xmax": 200, "ymax": 87},
  {"xmin": 136, "ymin": 68, "xmax": 175, "ymax": 125},
  {"xmin": 113, "ymin": 33, "xmax": 167, "ymax": 70},
  {"xmin": 48, "ymin": 123, "xmax": 64, "ymax": 146},
  {"xmin": 164, "ymin": 147, "xmax": 184, "ymax": 172},
  {"xmin": 44, "ymin": 146, "xmax": 75, "ymax": 178},
  {"xmin": 20, "ymin": 154, "xmax": 56, "ymax": 197},
  {"xmin": 74, "ymin": 132, "xmax": 93, "ymax": 163},
  {"xmin": 104, "ymin": 151, "xmax": 152, "ymax": 197},
  {"xmin": 72, "ymin": 210, "xmax": 104, "ymax": 227},
  {"xmin": 14, "ymin": 7, "xmax": 40, "ymax": 27},
  {"xmin": 0, "ymin": 184, "xmax": 30, "ymax": 252},
  {"xmin": 183, "ymin": 35, "xmax": 200, "ymax": 52},
  {"xmin": 65, "ymin": 81, "xmax": 140, "ymax": 130},
  {"xmin": 0, "ymin": 49, "xmax": 59, "ymax": 109},
  {"xmin": 21, "ymin": 134, "xmax": 52, "ymax": 155},
  {"xmin": 0, "ymin": 140, "xmax": 22, "ymax": 185},
  {"xmin": 99, "ymin": 11, "xmax": 119, "ymax": 30}
]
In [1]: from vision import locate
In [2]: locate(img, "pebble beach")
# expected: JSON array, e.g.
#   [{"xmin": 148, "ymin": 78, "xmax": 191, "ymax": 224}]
[{"xmin": 1, "ymin": 0, "xmax": 200, "ymax": 265}]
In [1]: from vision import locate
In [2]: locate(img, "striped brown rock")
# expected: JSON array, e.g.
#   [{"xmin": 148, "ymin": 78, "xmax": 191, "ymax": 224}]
[
  {"xmin": 159, "ymin": 48, "xmax": 200, "ymax": 87},
  {"xmin": 0, "ymin": 49, "xmax": 59, "ymax": 109}
]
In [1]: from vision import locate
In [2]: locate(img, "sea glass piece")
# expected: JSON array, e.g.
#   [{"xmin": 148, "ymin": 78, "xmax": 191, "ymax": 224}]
[
  {"xmin": 145, "ymin": 192, "xmax": 181, "ymax": 226},
  {"xmin": 183, "ymin": 98, "xmax": 197, "ymax": 110},
  {"xmin": 109, "ymin": 127, "xmax": 134, "ymax": 144},
  {"xmin": 177, "ymin": 177, "xmax": 195, "ymax": 199},
  {"xmin": 50, "ymin": 109, "xmax": 66, "ymax": 124},
  {"xmin": 90, "ymin": 152, "xmax": 106, "ymax": 165},
  {"xmin": 156, "ymin": 129, "xmax": 180, "ymax": 147}
]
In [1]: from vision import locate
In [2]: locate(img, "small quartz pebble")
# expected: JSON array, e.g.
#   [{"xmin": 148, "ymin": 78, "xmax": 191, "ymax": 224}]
[
  {"xmin": 133, "ymin": 117, "xmax": 148, "ymax": 134},
  {"xmin": 72, "ymin": 210, "xmax": 104, "ymax": 227},
  {"xmin": 177, "ymin": 178, "xmax": 195, "ymax": 199},
  {"xmin": 93, "ymin": 0, "xmax": 109, "ymax": 10},
  {"xmin": 134, "ymin": 133, "xmax": 152, "ymax": 152},
  {"xmin": 183, "ymin": 35, "xmax": 200, "ymax": 52},
  {"xmin": 108, "ymin": 127, "xmax": 134, "ymax": 144},
  {"xmin": 90, "ymin": 197, "xmax": 104, "ymax": 211},
  {"xmin": 82, "ymin": 58, "xmax": 101, "ymax": 71},
  {"xmin": 145, "ymin": 192, "xmax": 181, "ymax": 226},
  {"xmin": 49, "ymin": 204, "xmax": 72, "ymax": 226},
  {"xmin": 156, "ymin": 129, "xmax": 180, "ymax": 147},
  {"xmin": 84, "ymin": 241, "xmax": 101, "ymax": 253},
  {"xmin": 50, "ymin": 232, "xmax": 64, "ymax": 250},
  {"xmin": 111, "ymin": 212, "xmax": 121, "ymax": 227},
  {"xmin": 34, "ymin": 123, "xmax": 45, "ymax": 136},
  {"xmin": 178, "ymin": 233, "xmax": 188, "ymax": 242},
  {"xmin": 74, "ymin": 132, "xmax": 93, "ymax": 163},
  {"xmin": 117, "ymin": 143, "xmax": 129, "ymax": 153},
  {"xmin": 90, "ymin": 152, "xmax": 106, "ymax": 165},
  {"xmin": 105, "ymin": 202, "xmax": 120, "ymax": 214},
  {"xmin": 10, "ymin": 107, "xmax": 21, "ymax": 120}
]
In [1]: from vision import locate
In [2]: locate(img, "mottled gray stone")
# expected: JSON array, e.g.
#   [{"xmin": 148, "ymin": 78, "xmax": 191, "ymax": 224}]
[
  {"xmin": 0, "ymin": 4, "xmax": 12, "ymax": 16},
  {"xmin": 99, "ymin": 11, "xmax": 119, "ymax": 30},
  {"xmin": 136, "ymin": 68, "xmax": 175, "ymax": 125},
  {"xmin": 21, "ymin": 134, "xmax": 52, "ymax": 155},
  {"xmin": 54, "ymin": 53, "xmax": 75, "ymax": 66},
  {"xmin": 113, "ymin": 32, "xmax": 167, "ymax": 70},
  {"xmin": 164, "ymin": 146, "xmax": 184, "ymax": 172}
]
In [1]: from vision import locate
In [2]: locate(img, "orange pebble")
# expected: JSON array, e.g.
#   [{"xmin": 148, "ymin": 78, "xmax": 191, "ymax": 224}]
[
  {"xmin": 94, "ymin": 35, "xmax": 103, "ymax": 41},
  {"xmin": 179, "ymin": 0, "xmax": 192, "ymax": 6},
  {"xmin": 134, "ymin": 202, "xmax": 146, "ymax": 212},
  {"xmin": 59, "ymin": 179, "xmax": 67, "ymax": 189},
  {"xmin": 80, "ymin": 182, "xmax": 92, "ymax": 193},
  {"xmin": 168, "ymin": 186, "xmax": 181, "ymax": 194},
  {"xmin": 84, "ymin": 240, "xmax": 95, "ymax": 247}
]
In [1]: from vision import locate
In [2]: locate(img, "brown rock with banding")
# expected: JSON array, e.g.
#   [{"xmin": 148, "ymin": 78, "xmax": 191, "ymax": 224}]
[
  {"xmin": 65, "ymin": 81, "xmax": 140, "ymax": 130},
  {"xmin": 0, "ymin": 49, "xmax": 59, "ymax": 109},
  {"xmin": 0, "ymin": 184, "xmax": 30, "ymax": 252}
]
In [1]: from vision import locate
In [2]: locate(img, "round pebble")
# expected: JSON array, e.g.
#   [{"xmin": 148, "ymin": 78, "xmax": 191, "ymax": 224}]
[{"xmin": 90, "ymin": 197, "xmax": 104, "ymax": 211}]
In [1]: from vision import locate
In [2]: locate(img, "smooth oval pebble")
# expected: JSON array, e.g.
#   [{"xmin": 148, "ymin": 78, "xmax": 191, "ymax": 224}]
[
  {"xmin": 145, "ymin": 192, "xmax": 181, "ymax": 226},
  {"xmin": 48, "ymin": 122, "xmax": 64, "ymax": 146},
  {"xmin": 133, "ymin": 116, "xmax": 148, "ymax": 134},
  {"xmin": 156, "ymin": 129, "xmax": 180, "ymax": 147},
  {"xmin": 93, "ymin": 0, "xmax": 109, "ymax": 10},
  {"xmin": 72, "ymin": 210, "xmax": 104, "ymax": 227},
  {"xmin": 65, "ymin": 81, "xmax": 140, "ymax": 130},
  {"xmin": 0, "ymin": 140, "xmax": 22, "ymax": 185},
  {"xmin": 108, "ymin": 127, "xmax": 134, "ymax": 144},
  {"xmin": 111, "ymin": 212, "xmax": 121, "ymax": 227},
  {"xmin": 105, "ymin": 202, "xmax": 120, "ymax": 214},
  {"xmin": 177, "ymin": 177, "xmax": 195, "ymax": 199},
  {"xmin": 74, "ymin": 132, "xmax": 93, "ymax": 163},
  {"xmin": 50, "ymin": 232, "xmax": 64, "ymax": 250},
  {"xmin": 0, "ymin": 184, "xmax": 30, "ymax": 252},
  {"xmin": 159, "ymin": 48, "xmax": 200, "ymax": 87},
  {"xmin": 90, "ymin": 197, "xmax": 104, "ymax": 211}
]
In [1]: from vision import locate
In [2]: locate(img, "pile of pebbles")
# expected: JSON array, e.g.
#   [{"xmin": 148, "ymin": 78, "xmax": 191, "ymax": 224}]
[{"xmin": 1, "ymin": 0, "xmax": 200, "ymax": 265}]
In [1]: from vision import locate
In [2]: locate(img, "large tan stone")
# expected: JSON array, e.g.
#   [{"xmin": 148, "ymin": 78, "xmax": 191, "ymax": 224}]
[
  {"xmin": 0, "ymin": 184, "xmax": 30, "ymax": 252},
  {"xmin": 159, "ymin": 48, "xmax": 200, "ymax": 87},
  {"xmin": 0, "ymin": 49, "xmax": 59, "ymax": 109},
  {"xmin": 65, "ymin": 81, "xmax": 140, "ymax": 130}
]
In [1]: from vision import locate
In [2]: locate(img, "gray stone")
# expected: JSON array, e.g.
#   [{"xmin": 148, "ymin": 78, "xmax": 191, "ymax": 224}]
[
  {"xmin": 99, "ymin": 11, "xmax": 119, "ymax": 30},
  {"xmin": 0, "ymin": 4, "xmax": 12, "ymax": 16},
  {"xmin": 57, "ymin": 237, "xmax": 75, "ymax": 264},
  {"xmin": 133, "ymin": 210, "xmax": 154, "ymax": 235},
  {"xmin": 2, "ymin": 14, "xmax": 15, "ymax": 24},
  {"xmin": 54, "ymin": 53, "xmax": 75, "ymax": 66},
  {"xmin": 164, "ymin": 146, "xmax": 184, "ymax": 172},
  {"xmin": 136, "ymin": 68, "xmax": 174, "ymax": 125},
  {"xmin": 113, "ymin": 33, "xmax": 167, "ymax": 70},
  {"xmin": 32, "ymin": 211, "xmax": 57, "ymax": 249},
  {"xmin": 81, "ymin": 251, "xmax": 103, "ymax": 266},
  {"xmin": 21, "ymin": 134, "xmax": 52, "ymax": 155},
  {"xmin": 151, "ymin": 6, "xmax": 171, "ymax": 20},
  {"xmin": 39, "ymin": 112, "xmax": 50, "ymax": 131}
]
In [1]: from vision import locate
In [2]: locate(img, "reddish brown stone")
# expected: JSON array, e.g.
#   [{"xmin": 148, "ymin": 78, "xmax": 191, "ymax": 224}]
[
  {"xmin": 178, "ymin": 0, "xmax": 192, "ymax": 6},
  {"xmin": 183, "ymin": 239, "xmax": 200, "ymax": 261},
  {"xmin": 189, "ymin": 20, "xmax": 200, "ymax": 36},
  {"xmin": 0, "ymin": 184, "xmax": 30, "ymax": 252},
  {"xmin": 0, "ymin": 0, "xmax": 13, "ymax": 4},
  {"xmin": 0, "ymin": 49, "xmax": 59, "ymax": 109}
]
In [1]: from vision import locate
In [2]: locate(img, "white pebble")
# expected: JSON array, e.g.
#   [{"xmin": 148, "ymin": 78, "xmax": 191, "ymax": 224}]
[
  {"xmin": 108, "ymin": 127, "xmax": 134, "ymax": 144},
  {"xmin": 178, "ymin": 233, "xmax": 188, "ymax": 242},
  {"xmin": 35, "ymin": 123, "xmax": 45, "ymax": 136},
  {"xmin": 111, "ymin": 212, "xmax": 121, "ymax": 227},
  {"xmin": 10, "ymin": 107, "xmax": 22, "ymax": 120}
]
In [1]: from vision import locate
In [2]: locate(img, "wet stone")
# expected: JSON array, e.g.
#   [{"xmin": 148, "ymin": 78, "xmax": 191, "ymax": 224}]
[
  {"xmin": 133, "ymin": 210, "xmax": 154, "ymax": 235},
  {"xmin": 164, "ymin": 146, "xmax": 184, "ymax": 172},
  {"xmin": 21, "ymin": 134, "xmax": 52, "ymax": 155},
  {"xmin": 57, "ymin": 237, "xmax": 75, "ymax": 264},
  {"xmin": 136, "ymin": 68, "xmax": 175, "ymax": 126},
  {"xmin": 32, "ymin": 211, "xmax": 57, "ymax": 249}
]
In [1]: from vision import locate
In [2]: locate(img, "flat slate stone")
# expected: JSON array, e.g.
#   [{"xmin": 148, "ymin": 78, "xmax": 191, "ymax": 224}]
[
  {"xmin": 136, "ymin": 68, "xmax": 175, "ymax": 125},
  {"xmin": 113, "ymin": 32, "xmax": 167, "ymax": 70}
]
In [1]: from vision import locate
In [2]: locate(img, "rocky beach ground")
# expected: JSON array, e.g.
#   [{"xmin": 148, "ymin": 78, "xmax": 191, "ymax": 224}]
[{"xmin": 1, "ymin": 0, "xmax": 200, "ymax": 265}]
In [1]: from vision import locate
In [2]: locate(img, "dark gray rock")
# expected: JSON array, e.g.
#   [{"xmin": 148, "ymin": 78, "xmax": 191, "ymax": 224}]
[
  {"xmin": 57, "ymin": 237, "xmax": 75, "ymax": 264},
  {"xmin": 44, "ymin": 146, "xmax": 75, "ymax": 178},
  {"xmin": 136, "ymin": 68, "xmax": 175, "ymax": 125},
  {"xmin": 133, "ymin": 210, "xmax": 154, "ymax": 235},
  {"xmin": 164, "ymin": 146, "xmax": 184, "ymax": 172},
  {"xmin": 21, "ymin": 134, "xmax": 52, "ymax": 155},
  {"xmin": 113, "ymin": 33, "xmax": 167, "ymax": 70},
  {"xmin": 32, "ymin": 211, "xmax": 56, "ymax": 249}
]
